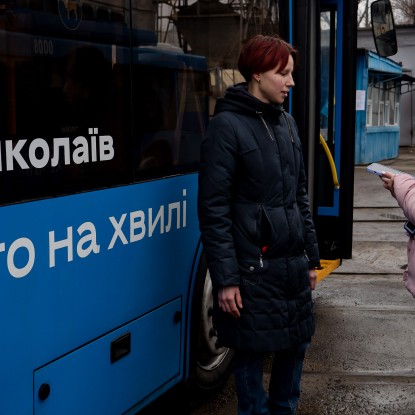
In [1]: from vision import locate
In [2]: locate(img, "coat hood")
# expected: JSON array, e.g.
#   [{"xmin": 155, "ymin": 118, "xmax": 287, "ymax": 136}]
[{"xmin": 214, "ymin": 82, "xmax": 284, "ymax": 119}]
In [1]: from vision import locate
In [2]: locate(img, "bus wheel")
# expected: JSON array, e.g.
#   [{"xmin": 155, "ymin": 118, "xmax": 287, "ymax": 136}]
[{"xmin": 188, "ymin": 254, "xmax": 234, "ymax": 404}]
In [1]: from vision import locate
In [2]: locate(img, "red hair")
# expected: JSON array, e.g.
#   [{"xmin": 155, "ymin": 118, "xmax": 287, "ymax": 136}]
[{"xmin": 238, "ymin": 35, "xmax": 298, "ymax": 82}]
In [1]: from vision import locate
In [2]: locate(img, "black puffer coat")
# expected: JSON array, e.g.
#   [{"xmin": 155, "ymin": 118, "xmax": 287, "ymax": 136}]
[{"xmin": 197, "ymin": 83, "xmax": 320, "ymax": 352}]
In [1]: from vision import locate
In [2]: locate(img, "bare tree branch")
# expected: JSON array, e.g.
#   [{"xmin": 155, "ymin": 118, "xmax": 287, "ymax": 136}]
[{"xmin": 392, "ymin": 0, "xmax": 415, "ymax": 24}]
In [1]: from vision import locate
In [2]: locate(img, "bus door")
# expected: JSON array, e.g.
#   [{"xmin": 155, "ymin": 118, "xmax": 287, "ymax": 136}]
[
  {"xmin": 316, "ymin": 0, "xmax": 357, "ymax": 273},
  {"xmin": 288, "ymin": 0, "xmax": 358, "ymax": 279}
]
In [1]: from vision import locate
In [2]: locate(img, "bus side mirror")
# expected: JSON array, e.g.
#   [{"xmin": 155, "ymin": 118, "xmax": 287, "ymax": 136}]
[{"xmin": 370, "ymin": 0, "xmax": 398, "ymax": 57}]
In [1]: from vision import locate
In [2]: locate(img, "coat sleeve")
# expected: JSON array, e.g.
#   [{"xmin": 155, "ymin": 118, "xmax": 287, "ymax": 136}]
[
  {"xmin": 393, "ymin": 174, "xmax": 415, "ymax": 224},
  {"xmin": 197, "ymin": 114, "xmax": 241, "ymax": 288}
]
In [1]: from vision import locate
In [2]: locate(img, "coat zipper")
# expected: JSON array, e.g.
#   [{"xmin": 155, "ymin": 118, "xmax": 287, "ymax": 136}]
[
  {"xmin": 256, "ymin": 109, "xmax": 294, "ymax": 268},
  {"xmin": 257, "ymin": 111, "xmax": 275, "ymax": 142},
  {"xmin": 257, "ymin": 110, "xmax": 294, "ymax": 143}
]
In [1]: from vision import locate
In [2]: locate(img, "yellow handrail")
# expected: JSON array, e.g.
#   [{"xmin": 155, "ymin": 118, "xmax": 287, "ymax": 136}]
[{"xmin": 319, "ymin": 134, "xmax": 340, "ymax": 190}]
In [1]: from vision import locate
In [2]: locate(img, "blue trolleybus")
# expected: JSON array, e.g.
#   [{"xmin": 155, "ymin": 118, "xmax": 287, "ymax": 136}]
[{"xmin": 0, "ymin": 0, "xmax": 397, "ymax": 414}]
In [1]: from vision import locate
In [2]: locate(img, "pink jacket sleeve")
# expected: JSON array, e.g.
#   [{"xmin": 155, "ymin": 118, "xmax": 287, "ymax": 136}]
[
  {"xmin": 394, "ymin": 174, "xmax": 415, "ymax": 224},
  {"xmin": 393, "ymin": 173, "xmax": 415, "ymax": 298}
]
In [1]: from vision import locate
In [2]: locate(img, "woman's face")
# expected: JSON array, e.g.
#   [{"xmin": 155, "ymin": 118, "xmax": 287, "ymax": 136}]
[{"xmin": 252, "ymin": 55, "xmax": 295, "ymax": 104}]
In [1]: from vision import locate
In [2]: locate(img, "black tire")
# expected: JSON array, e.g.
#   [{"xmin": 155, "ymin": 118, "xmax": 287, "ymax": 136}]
[{"xmin": 187, "ymin": 252, "xmax": 234, "ymax": 406}]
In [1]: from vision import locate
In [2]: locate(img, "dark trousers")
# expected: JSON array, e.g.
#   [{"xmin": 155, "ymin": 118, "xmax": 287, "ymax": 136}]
[{"xmin": 233, "ymin": 339, "xmax": 310, "ymax": 415}]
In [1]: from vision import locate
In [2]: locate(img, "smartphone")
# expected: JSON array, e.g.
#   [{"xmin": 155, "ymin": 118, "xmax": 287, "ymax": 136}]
[
  {"xmin": 366, "ymin": 162, "xmax": 403, "ymax": 176},
  {"xmin": 404, "ymin": 220, "xmax": 415, "ymax": 236}
]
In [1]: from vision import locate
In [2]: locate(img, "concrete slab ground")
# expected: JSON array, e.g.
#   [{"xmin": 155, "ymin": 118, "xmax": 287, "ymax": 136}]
[{"xmin": 298, "ymin": 146, "xmax": 415, "ymax": 415}]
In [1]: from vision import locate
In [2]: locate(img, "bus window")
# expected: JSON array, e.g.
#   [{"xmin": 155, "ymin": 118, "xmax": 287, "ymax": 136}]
[
  {"xmin": 319, "ymin": 9, "xmax": 337, "ymax": 210},
  {"xmin": 132, "ymin": 46, "xmax": 209, "ymax": 180},
  {"xmin": 0, "ymin": 1, "xmax": 156, "ymax": 205},
  {"xmin": 0, "ymin": 44, "xmax": 131, "ymax": 204}
]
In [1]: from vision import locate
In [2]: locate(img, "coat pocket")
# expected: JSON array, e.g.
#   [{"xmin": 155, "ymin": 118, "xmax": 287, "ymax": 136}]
[{"xmin": 239, "ymin": 257, "xmax": 269, "ymax": 275}]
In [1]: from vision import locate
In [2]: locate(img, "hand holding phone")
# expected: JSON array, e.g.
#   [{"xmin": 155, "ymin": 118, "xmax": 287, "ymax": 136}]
[{"xmin": 366, "ymin": 162, "xmax": 403, "ymax": 177}]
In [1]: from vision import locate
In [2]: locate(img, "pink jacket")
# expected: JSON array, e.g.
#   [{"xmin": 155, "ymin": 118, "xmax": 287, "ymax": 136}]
[{"xmin": 393, "ymin": 173, "xmax": 415, "ymax": 298}]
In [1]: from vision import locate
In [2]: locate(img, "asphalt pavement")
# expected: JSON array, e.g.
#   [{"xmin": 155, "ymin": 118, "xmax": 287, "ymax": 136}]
[{"xmin": 191, "ymin": 146, "xmax": 415, "ymax": 415}]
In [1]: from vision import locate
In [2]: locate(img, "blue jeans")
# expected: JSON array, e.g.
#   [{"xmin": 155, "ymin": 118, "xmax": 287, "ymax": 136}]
[{"xmin": 233, "ymin": 339, "xmax": 310, "ymax": 415}]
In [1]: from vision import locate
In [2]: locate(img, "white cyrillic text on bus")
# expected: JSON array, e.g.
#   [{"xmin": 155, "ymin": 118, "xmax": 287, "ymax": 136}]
[
  {"xmin": 0, "ymin": 128, "xmax": 114, "ymax": 171},
  {"xmin": 1, "ymin": 189, "xmax": 188, "ymax": 278}
]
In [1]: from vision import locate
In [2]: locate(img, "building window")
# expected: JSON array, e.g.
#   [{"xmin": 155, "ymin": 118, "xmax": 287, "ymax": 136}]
[
  {"xmin": 387, "ymin": 83, "xmax": 399, "ymax": 125},
  {"xmin": 366, "ymin": 84, "xmax": 372, "ymax": 126},
  {"xmin": 367, "ymin": 73, "xmax": 400, "ymax": 127},
  {"xmin": 394, "ymin": 102, "xmax": 400, "ymax": 125},
  {"xmin": 371, "ymin": 83, "xmax": 379, "ymax": 126},
  {"xmin": 385, "ymin": 100, "xmax": 390, "ymax": 125}
]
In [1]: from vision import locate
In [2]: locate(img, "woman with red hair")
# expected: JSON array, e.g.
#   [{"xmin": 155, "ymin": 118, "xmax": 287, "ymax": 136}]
[{"xmin": 198, "ymin": 35, "xmax": 320, "ymax": 415}]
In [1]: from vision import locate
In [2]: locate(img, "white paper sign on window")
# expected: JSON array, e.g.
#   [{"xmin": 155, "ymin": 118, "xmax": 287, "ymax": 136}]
[{"xmin": 356, "ymin": 90, "xmax": 366, "ymax": 111}]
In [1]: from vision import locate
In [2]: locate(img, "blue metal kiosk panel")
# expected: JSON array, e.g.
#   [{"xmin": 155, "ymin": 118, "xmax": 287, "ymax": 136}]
[
  {"xmin": 367, "ymin": 50, "xmax": 402, "ymax": 73},
  {"xmin": 357, "ymin": 127, "xmax": 400, "ymax": 164},
  {"xmin": 355, "ymin": 49, "xmax": 402, "ymax": 165}
]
